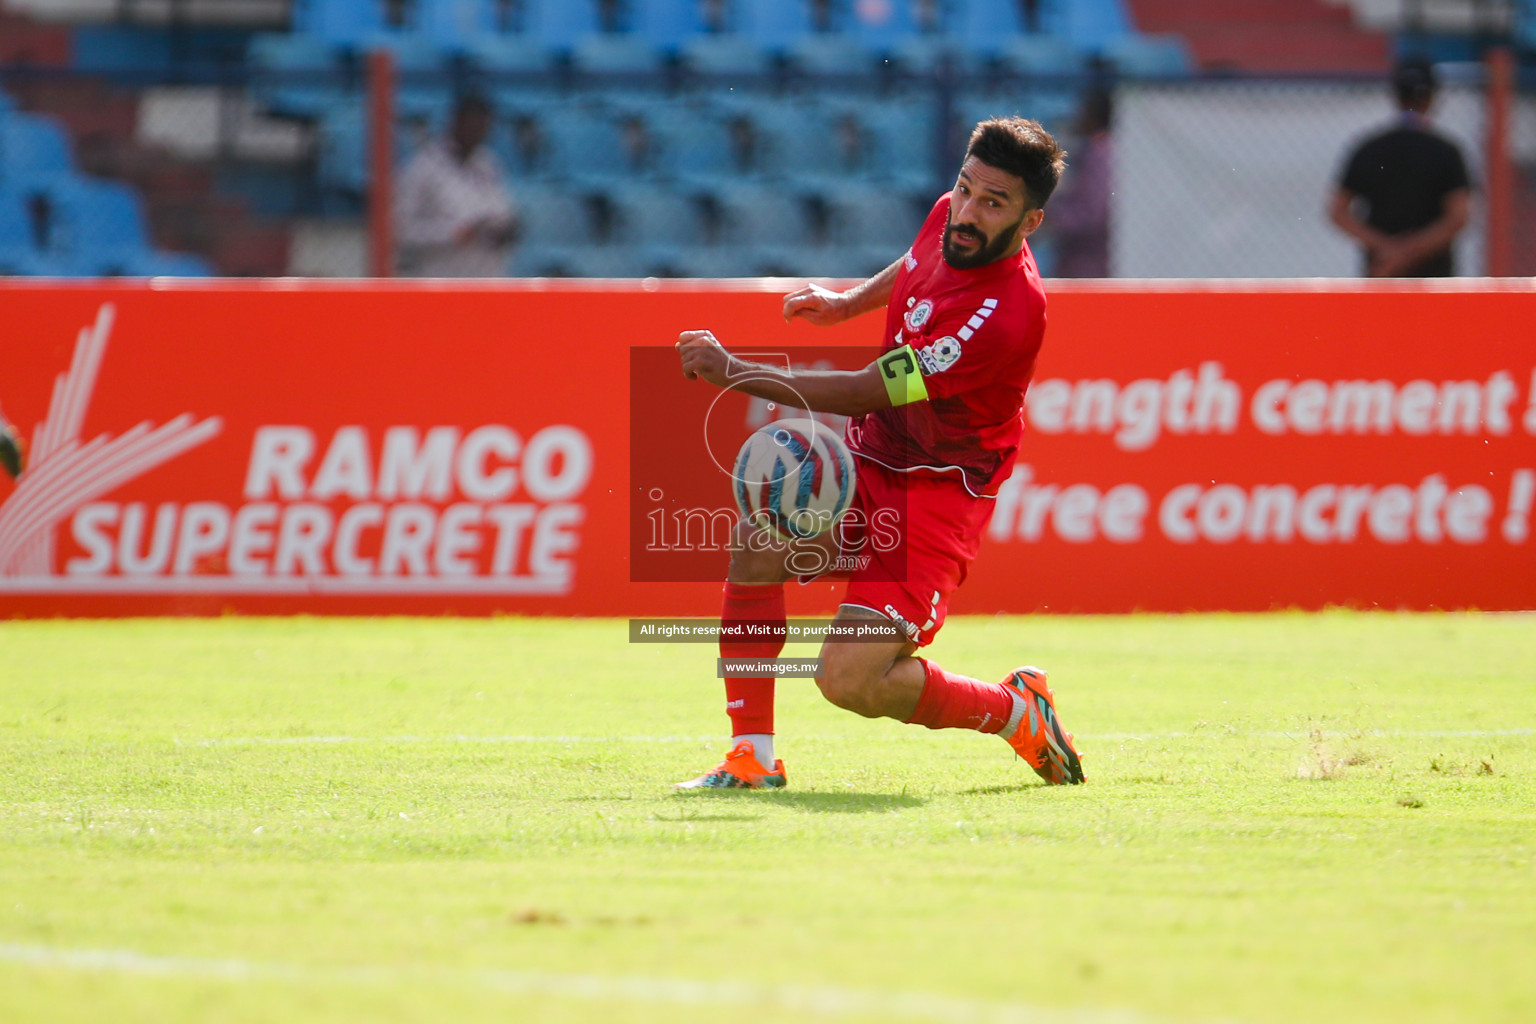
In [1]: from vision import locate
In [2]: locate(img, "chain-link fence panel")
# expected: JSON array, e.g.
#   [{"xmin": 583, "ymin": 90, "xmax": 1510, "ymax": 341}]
[
  {"xmin": 1114, "ymin": 76, "xmax": 1489, "ymax": 278},
  {"xmin": 1510, "ymin": 72, "xmax": 1536, "ymax": 274}
]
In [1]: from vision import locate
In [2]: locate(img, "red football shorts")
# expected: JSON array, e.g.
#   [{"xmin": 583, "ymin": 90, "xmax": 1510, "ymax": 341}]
[{"xmin": 808, "ymin": 457, "xmax": 994, "ymax": 648}]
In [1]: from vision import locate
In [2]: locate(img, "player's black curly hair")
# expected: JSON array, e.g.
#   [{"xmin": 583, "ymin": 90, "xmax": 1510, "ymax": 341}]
[{"xmin": 965, "ymin": 117, "xmax": 1067, "ymax": 211}]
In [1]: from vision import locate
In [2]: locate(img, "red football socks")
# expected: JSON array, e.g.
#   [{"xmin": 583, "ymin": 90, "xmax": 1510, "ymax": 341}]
[
  {"xmin": 905, "ymin": 658, "xmax": 1015, "ymax": 734},
  {"xmin": 719, "ymin": 581, "xmax": 786, "ymax": 736}
]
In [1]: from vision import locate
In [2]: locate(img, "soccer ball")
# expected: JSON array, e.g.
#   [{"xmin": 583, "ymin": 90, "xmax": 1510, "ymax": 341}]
[{"xmin": 732, "ymin": 418, "xmax": 857, "ymax": 539}]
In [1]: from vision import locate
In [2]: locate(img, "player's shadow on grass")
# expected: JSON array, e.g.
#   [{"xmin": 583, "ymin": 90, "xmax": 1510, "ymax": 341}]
[
  {"xmin": 668, "ymin": 791, "xmax": 925, "ymax": 813},
  {"xmin": 958, "ymin": 783, "xmax": 1041, "ymax": 797},
  {"xmin": 653, "ymin": 809, "xmax": 767, "ymax": 823},
  {"xmin": 764, "ymin": 791, "xmax": 926, "ymax": 813}
]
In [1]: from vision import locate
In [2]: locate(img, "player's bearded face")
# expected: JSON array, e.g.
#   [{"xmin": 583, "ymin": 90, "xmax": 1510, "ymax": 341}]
[{"xmin": 943, "ymin": 207, "xmax": 1027, "ymax": 269}]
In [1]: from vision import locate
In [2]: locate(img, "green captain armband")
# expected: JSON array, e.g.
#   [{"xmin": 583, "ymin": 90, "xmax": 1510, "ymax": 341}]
[{"xmin": 876, "ymin": 345, "xmax": 929, "ymax": 407}]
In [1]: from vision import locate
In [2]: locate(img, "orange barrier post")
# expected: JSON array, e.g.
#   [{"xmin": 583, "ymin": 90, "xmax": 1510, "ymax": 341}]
[
  {"xmin": 367, "ymin": 49, "xmax": 396, "ymax": 278},
  {"xmin": 1485, "ymin": 46, "xmax": 1514, "ymax": 278}
]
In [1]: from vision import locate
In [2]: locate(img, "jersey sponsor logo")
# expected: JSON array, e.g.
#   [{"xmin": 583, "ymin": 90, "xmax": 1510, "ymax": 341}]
[
  {"xmin": 882, "ymin": 592, "xmax": 942, "ymax": 644},
  {"xmin": 916, "ymin": 336, "xmax": 962, "ymax": 375},
  {"xmin": 903, "ymin": 249, "xmax": 918, "ymax": 272},
  {"xmin": 883, "ymin": 604, "xmax": 921, "ymax": 641},
  {"xmin": 904, "ymin": 299, "xmax": 935, "ymax": 333}
]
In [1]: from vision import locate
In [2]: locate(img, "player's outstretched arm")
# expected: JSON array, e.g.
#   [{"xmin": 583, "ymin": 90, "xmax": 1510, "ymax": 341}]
[
  {"xmin": 782, "ymin": 257, "xmax": 904, "ymax": 326},
  {"xmin": 678, "ymin": 330, "xmax": 913, "ymax": 418}
]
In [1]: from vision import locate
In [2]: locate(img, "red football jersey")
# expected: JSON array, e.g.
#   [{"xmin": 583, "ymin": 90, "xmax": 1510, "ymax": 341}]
[{"xmin": 846, "ymin": 193, "xmax": 1048, "ymax": 497}]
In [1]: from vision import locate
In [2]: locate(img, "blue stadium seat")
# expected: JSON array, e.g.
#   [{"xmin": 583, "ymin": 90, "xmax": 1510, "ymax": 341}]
[
  {"xmin": 852, "ymin": 98, "xmax": 942, "ymax": 195},
  {"xmin": 0, "ymin": 186, "xmax": 60, "ymax": 275},
  {"xmin": 316, "ymin": 97, "xmax": 430, "ymax": 198},
  {"xmin": 648, "ymin": 107, "xmax": 753, "ymax": 187},
  {"xmin": 737, "ymin": 0, "xmax": 811, "ymax": 51},
  {"xmin": 362, "ymin": 33, "xmax": 454, "ymax": 119},
  {"xmin": 419, "ymin": 0, "xmax": 495, "ymax": 46},
  {"xmin": 798, "ymin": 244, "xmax": 895, "ymax": 279},
  {"xmin": 996, "ymin": 34, "xmax": 1086, "ymax": 78},
  {"xmin": 1028, "ymin": 232, "xmax": 1058, "ymax": 277},
  {"xmin": 316, "ymin": 101, "xmax": 369, "ymax": 194},
  {"xmin": 0, "ymin": 112, "xmax": 75, "ymax": 190},
  {"xmin": 604, "ymin": 183, "xmax": 706, "ymax": 247},
  {"xmin": 710, "ymin": 183, "xmax": 813, "ymax": 247},
  {"xmin": 632, "ymin": 0, "xmax": 704, "ymax": 50},
  {"xmin": 42, "ymin": 177, "xmax": 213, "ymax": 277},
  {"xmin": 656, "ymin": 246, "xmax": 767, "ymax": 279},
  {"xmin": 571, "ymin": 33, "xmax": 665, "ymax": 74},
  {"xmin": 545, "ymin": 245, "xmax": 651, "ymax": 278},
  {"xmin": 248, "ymin": 33, "xmax": 351, "ymax": 119},
  {"xmin": 846, "ymin": 0, "xmax": 921, "ymax": 51},
  {"xmin": 363, "ymin": 31, "xmax": 452, "ymax": 72},
  {"xmin": 1022, "ymin": 84, "xmax": 1081, "ymax": 130},
  {"xmin": 1102, "ymin": 33, "xmax": 1194, "ymax": 76},
  {"xmin": 1053, "ymin": 0, "xmax": 1132, "ymax": 52},
  {"xmin": 679, "ymin": 33, "xmax": 772, "ymax": 76},
  {"xmin": 461, "ymin": 34, "xmax": 557, "ymax": 74},
  {"xmin": 959, "ymin": 91, "xmax": 1034, "ymax": 129},
  {"xmin": 886, "ymin": 34, "xmax": 976, "ymax": 75},
  {"xmin": 70, "ymin": 25, "xmax": 175, "ymax": 72},
  {"xmin": 724, "ymin": 98, "xmax": 845, "ymax": 191},
  {"xmin": 786, "ymin": 33, "xmax": 878, "ymax": 76},
  {"xmin": 512, "ymin": 182, "xmax": 598, "ymax": 248},
  {"xmin": 821, "ymin": 183, "xmax": 923, "ymax": 249},
  {"xmin": 292, "ymin": 0, "xmax": 390, "ymax": 44},
  {"xmin": 540, "ymin": 108, "xmax": 634, "ymax": 185},
  {"xmin": 525, "ymin": 0, "xmax": 601, "ymax": 51},
  {"xmin": 950, "ymin": 0, "xmax": 1027, "ymax": 56}
]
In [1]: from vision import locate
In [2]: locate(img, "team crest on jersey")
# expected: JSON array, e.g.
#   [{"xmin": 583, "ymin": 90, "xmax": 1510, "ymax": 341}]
[
  {"xmin": 904, "ymin": 299, "xmax": 934, "ymax": 333},
  {"xmin": 916, "ymin": 336, "xmax": 962, "ymax": 374}
]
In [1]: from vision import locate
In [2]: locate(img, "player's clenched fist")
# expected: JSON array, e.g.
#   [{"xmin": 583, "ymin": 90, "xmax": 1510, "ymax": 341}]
[
  {"xmin": 782, "ymin": 282, "xmax": 852, "ymax": 326},
  {"xmin": 676, "ymin": 329, "xmax": 736, "ymax": 387}
]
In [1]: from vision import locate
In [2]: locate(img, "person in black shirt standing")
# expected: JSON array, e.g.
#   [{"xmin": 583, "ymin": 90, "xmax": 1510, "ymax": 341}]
[{"xmin": 1329, "ymin": 55, "xmax": 1472, "ymax": 277}]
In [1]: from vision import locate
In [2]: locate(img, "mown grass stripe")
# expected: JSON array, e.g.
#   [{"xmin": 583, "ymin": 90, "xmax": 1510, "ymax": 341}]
[{"xmin": 0, "ymin": 943, "xmax": 1159, "ymax": 1024}]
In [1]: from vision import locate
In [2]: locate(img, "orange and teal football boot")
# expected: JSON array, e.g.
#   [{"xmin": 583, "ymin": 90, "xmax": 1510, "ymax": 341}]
[
  {"xmin": 674, "ymin": 740, "xmax": 787, "ymax": 790},
  {"xmin": 1000, "ymin": 667, "xmax": 1085, "ymax": 785}
]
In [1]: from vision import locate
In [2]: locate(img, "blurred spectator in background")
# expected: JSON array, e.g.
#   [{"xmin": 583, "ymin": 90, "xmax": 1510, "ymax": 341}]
[
  {"xmin": 619, "ymin": 113, "xmax": 656, "ymax": 175},
  {"xmin": 1043, "ymin": 88, "xmax": 1112, "ymax": 277},
  {"xmin": 728, "ymin": 114, "xmax": 760, "ymax": 174},
  {"xmin": 509, "ymin": 112, "xmax": 548, "ymax": 177},
  {"xmin": 597, "ymin": 0, "xmax": 625, "ymax": 32},
  {"xmin": 914, "ymin": 0, "xmax": 943, "ymax": 33},
  {"xmin": 1017, "ymin": 0, "xmax": 1041, "ymax": 32},
  {"xmin": 1329, "ymin": 55, "xmax": 1471, "ymax": 277},
  {"xmin": 394, "ymin": 94, "xmax": 518, "ymax": 277},
  {"xmin": 832, "ymin": 112, "xmax": 869, "ymax": 173},
  {"xmin": 701, "ymin": 0, "xmax": 728, "ymax": 32},
  {"xmin": 0, "ymin": 403, "xmax": 24, "ymax": 480}
]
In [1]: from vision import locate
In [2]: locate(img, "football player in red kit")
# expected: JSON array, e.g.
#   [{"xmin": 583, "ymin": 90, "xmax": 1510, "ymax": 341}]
[{"xmin": 675, "ymin": 117, "xmax": 1084, "ymax": 790}]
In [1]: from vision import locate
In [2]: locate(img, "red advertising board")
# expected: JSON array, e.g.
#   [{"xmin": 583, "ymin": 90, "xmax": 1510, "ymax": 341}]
[{"xmin": 1, "ymin": 278, "xmax": 1532, "ymax": 617}]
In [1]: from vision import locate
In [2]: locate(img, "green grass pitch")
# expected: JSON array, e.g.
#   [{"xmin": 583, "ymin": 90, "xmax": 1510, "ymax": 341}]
[{"xmin": 1, "ymin": 612, "xmax": 1533, "ymax": 1024}]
